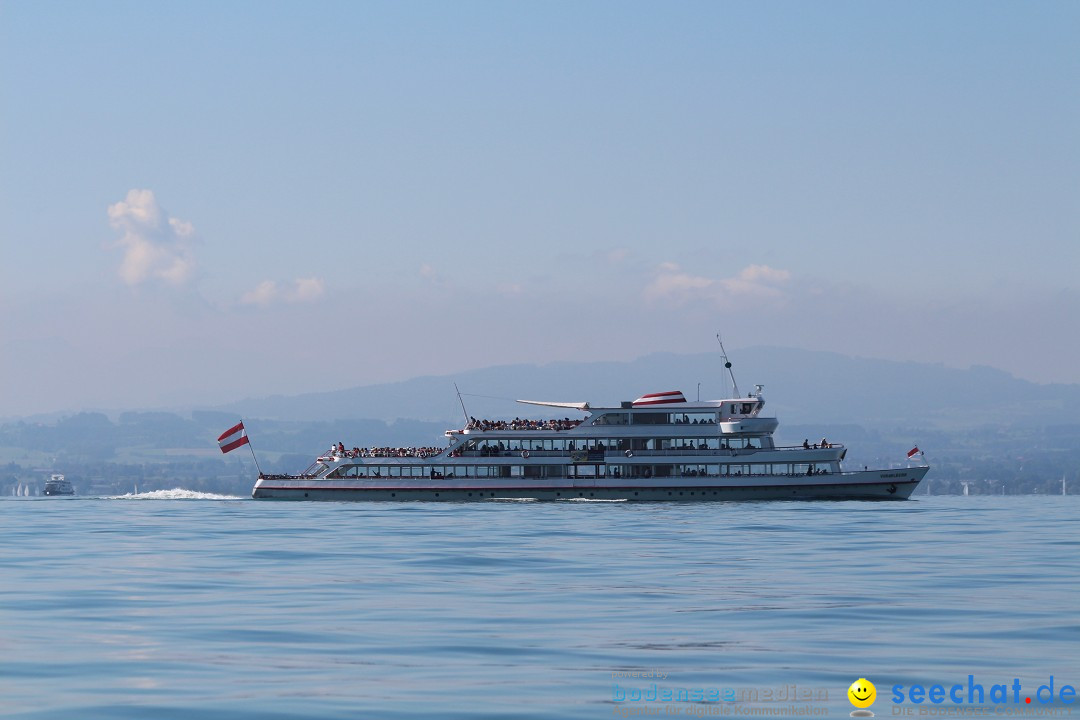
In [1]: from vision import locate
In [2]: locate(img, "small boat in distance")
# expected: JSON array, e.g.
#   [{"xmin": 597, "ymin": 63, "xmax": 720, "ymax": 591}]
[
  {"xmin": 252, "ymin": 353, "xmax": 929, "ymax": 502},
  {"xmin": 44, "ymin": 474, "xmax": 75, "ymax": 496}
]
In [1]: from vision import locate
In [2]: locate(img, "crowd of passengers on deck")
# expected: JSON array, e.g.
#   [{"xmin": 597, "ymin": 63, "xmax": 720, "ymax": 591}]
[
  {"xmin": 327, "ymin": 442, "xmax": 443, "ymax": 459},
  {"xmin": 466, "ymin": 417, "xmax": 583, "ymax": 431},
  {"xmin": 462, "ymin": 437, "xmax": 765, "ymax": 456}
]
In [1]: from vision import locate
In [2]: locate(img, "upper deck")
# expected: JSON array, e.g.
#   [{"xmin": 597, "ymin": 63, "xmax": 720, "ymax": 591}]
[{"xmin": 452, "ymin": 390, "xmax": 777, "ymax": 440}]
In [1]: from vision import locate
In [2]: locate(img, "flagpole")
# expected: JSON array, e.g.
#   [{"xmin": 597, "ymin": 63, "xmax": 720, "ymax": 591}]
[{"xmin": 244, "ymin": 420, "xmax": 264, "ymax": 477}]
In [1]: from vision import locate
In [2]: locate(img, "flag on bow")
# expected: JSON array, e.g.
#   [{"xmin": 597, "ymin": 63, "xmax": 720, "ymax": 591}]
[
  {"xmin": 218, "ymin": 422, "xmax": 250, "ymax": 454},
  {"xmin": 907, "ymin": 446, "xmax": 922, "ymax": 459}
]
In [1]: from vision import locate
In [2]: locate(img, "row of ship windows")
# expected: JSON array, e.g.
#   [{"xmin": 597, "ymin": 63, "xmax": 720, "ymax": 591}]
[
  {"xmin": 593, "ymin": 404, "xmax": 758, "ymax": 425},
  {"xmin": 465, "ymin": 436, "xmax": 770, "ymax": 452},
  {"xmin": 324, "ymin": 462, "xmax": 834, "ymax": 479},
  {"xmin": 592, "ymin": 411, "xmax": 721, "ymax": 426}
]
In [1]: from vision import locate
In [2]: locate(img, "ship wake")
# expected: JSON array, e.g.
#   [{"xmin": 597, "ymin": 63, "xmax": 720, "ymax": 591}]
[{"xmin": 108, "ymin": 488, "xmax": 246, "ymax": 500}]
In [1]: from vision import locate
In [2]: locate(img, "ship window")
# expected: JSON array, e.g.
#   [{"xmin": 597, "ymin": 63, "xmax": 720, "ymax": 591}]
[
  {"xmin": 593, "ymin": 412, "xmax": 629, "ymax": 426},
  {"xmin": 633, "ymin": 412, "xmax": 669, "ymax": 425},
  {"xmin": 673, "ymin": 412, "xmax": 717, "ymax": 425}
]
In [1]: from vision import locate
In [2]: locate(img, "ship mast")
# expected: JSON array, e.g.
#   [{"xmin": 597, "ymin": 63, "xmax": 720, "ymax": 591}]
[
  {"xmin": 716, "ymin": 334, "xmax": 740, "ymax": 398},
  {"xmin": 454, "ymin": 383, "xmax": 470, "ymax": 426}
]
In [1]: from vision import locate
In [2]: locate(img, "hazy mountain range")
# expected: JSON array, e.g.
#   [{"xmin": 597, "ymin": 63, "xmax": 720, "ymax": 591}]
[
  {"xmin": 4, "ymin": 346, "xmax": 1077, "ymax": 496},
  {"xmin": 216, "ymin": 346, "xmax": 1080, "ymax": 431}
]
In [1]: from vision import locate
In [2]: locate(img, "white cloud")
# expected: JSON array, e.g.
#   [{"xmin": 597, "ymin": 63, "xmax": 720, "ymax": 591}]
[
  {"xmin": 718, "ymin": 264, "xmax": 792, "ymax": 298},
  {"xmin": 643, "ymin": 265, "xmax": 712, "ymax": 302},
  {"xmin": 290, "ymin": 276, "xmax": 325, "ymax": 302},
  {"xmin": 107, "ymin": 189, "xmax": 196, "ymax": 287},
  {"xmin": 605, "ymin": 248, "xmax": 630, "ymax": 264},
  {"xmin": 644, "ymin": 262, "xmax": 792, "ymax": 307},
  {"xmin": 241, "ymin": 277, "xmax": 325, "ymax": 307},
  {"xmin": 240, "ymin": 280, "xmax": 280, "ymax": 307},
  {"xmin": 734, "ymin": 264, "xmax": 791, "ymax": 285}
]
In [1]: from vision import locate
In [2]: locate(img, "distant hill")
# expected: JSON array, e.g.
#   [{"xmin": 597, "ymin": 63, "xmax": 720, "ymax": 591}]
[{"xmin": 213, "ymin": 346, "xmax": 1080, "ymax": 431}]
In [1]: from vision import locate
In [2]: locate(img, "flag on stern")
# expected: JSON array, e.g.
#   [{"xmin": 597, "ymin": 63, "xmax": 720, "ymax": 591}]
[
  {"xmin": 218, "ymin": 422, "xmax": 250, "ymax": 454},
  {"xmin": 907, "ymin": 446, "xmax": 922, "ymax": 459}
]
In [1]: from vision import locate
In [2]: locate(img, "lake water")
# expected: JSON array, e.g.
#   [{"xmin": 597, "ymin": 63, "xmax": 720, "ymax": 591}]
[{"xmin": 1, "ymin": 493, "xmax": 1077, "ymax": 719}]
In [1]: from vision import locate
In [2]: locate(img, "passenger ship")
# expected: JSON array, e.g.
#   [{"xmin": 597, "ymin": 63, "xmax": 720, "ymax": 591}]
[
  {"xmin": 44, "ymin": 474, "xmax": 75, "ymax": 496},
  {"xmin": 251, "ymin": 383, "xmax": 928, "ymax": 502}
]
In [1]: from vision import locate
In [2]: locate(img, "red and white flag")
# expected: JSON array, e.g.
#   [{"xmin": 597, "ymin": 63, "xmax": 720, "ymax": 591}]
[
  {"xmin": 218, "ymin": 422, "xmax": 250, "ymax": 454},
  {"xmin": 907, "ymin": 446, "xmax": 922, "ymax": 459},
  {"xmin": 632, "ymin": 390, "xmax": 687, "ymax": 407}
]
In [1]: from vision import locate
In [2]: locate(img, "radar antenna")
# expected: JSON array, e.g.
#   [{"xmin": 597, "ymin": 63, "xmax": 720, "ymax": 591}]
[{"xmin": 716, "ymin": 334, "xmax": 740, "ymax": 398}]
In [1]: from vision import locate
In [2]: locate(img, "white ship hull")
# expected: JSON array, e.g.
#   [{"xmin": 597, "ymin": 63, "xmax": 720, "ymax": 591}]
[{"xmin": 252, "ymin": 467, "xmax": 927, "ymax": 502}]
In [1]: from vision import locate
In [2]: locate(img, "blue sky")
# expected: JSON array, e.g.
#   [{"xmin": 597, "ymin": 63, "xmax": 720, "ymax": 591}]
[{"xmin": 1, "ymin": 1, "xmax": 1078, "ymax": 417}]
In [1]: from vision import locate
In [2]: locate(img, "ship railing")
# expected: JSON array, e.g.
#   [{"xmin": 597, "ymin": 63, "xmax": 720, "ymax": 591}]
[
  {"xmin": 463, "ymin": 419, "xmax": 585, "ymax": 432},
  {"xmin": 416, "ymin": 444, "xmax": 846, "ymax": 459},
  {"xmin": 616, "ymin": 447, "xmax": 842, "ymax": 457},
  {"xmin": 621, "ymin": 448, "xmax": 761, "ymax": 456},
  {"xmin": 614, "ymin": 470, "xmax": 840, "ymax": 479},
  {"xmin": 455, "ymin": 448, "xmax": 778, "ymax": 458},
  {"xmin": 773, "ymin": 443, "xmax": 846, "ymax": 451}
]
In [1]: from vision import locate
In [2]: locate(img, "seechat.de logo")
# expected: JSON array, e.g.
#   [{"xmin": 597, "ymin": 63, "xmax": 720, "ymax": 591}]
[{"xmin": 848, "ymin": 678, "xmax": 876, "ymax": 717}]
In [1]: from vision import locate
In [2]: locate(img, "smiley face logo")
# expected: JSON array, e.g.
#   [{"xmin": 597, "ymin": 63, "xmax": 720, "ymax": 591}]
[{"xmin": 848, "ymin": 678, "xmax": 876, "ymax": 708}]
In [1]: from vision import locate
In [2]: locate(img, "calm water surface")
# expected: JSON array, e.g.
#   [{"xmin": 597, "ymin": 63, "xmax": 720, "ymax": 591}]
[{"xmin": 1, "ymin": 494, "xmax": 1077, "ymax": 719}]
